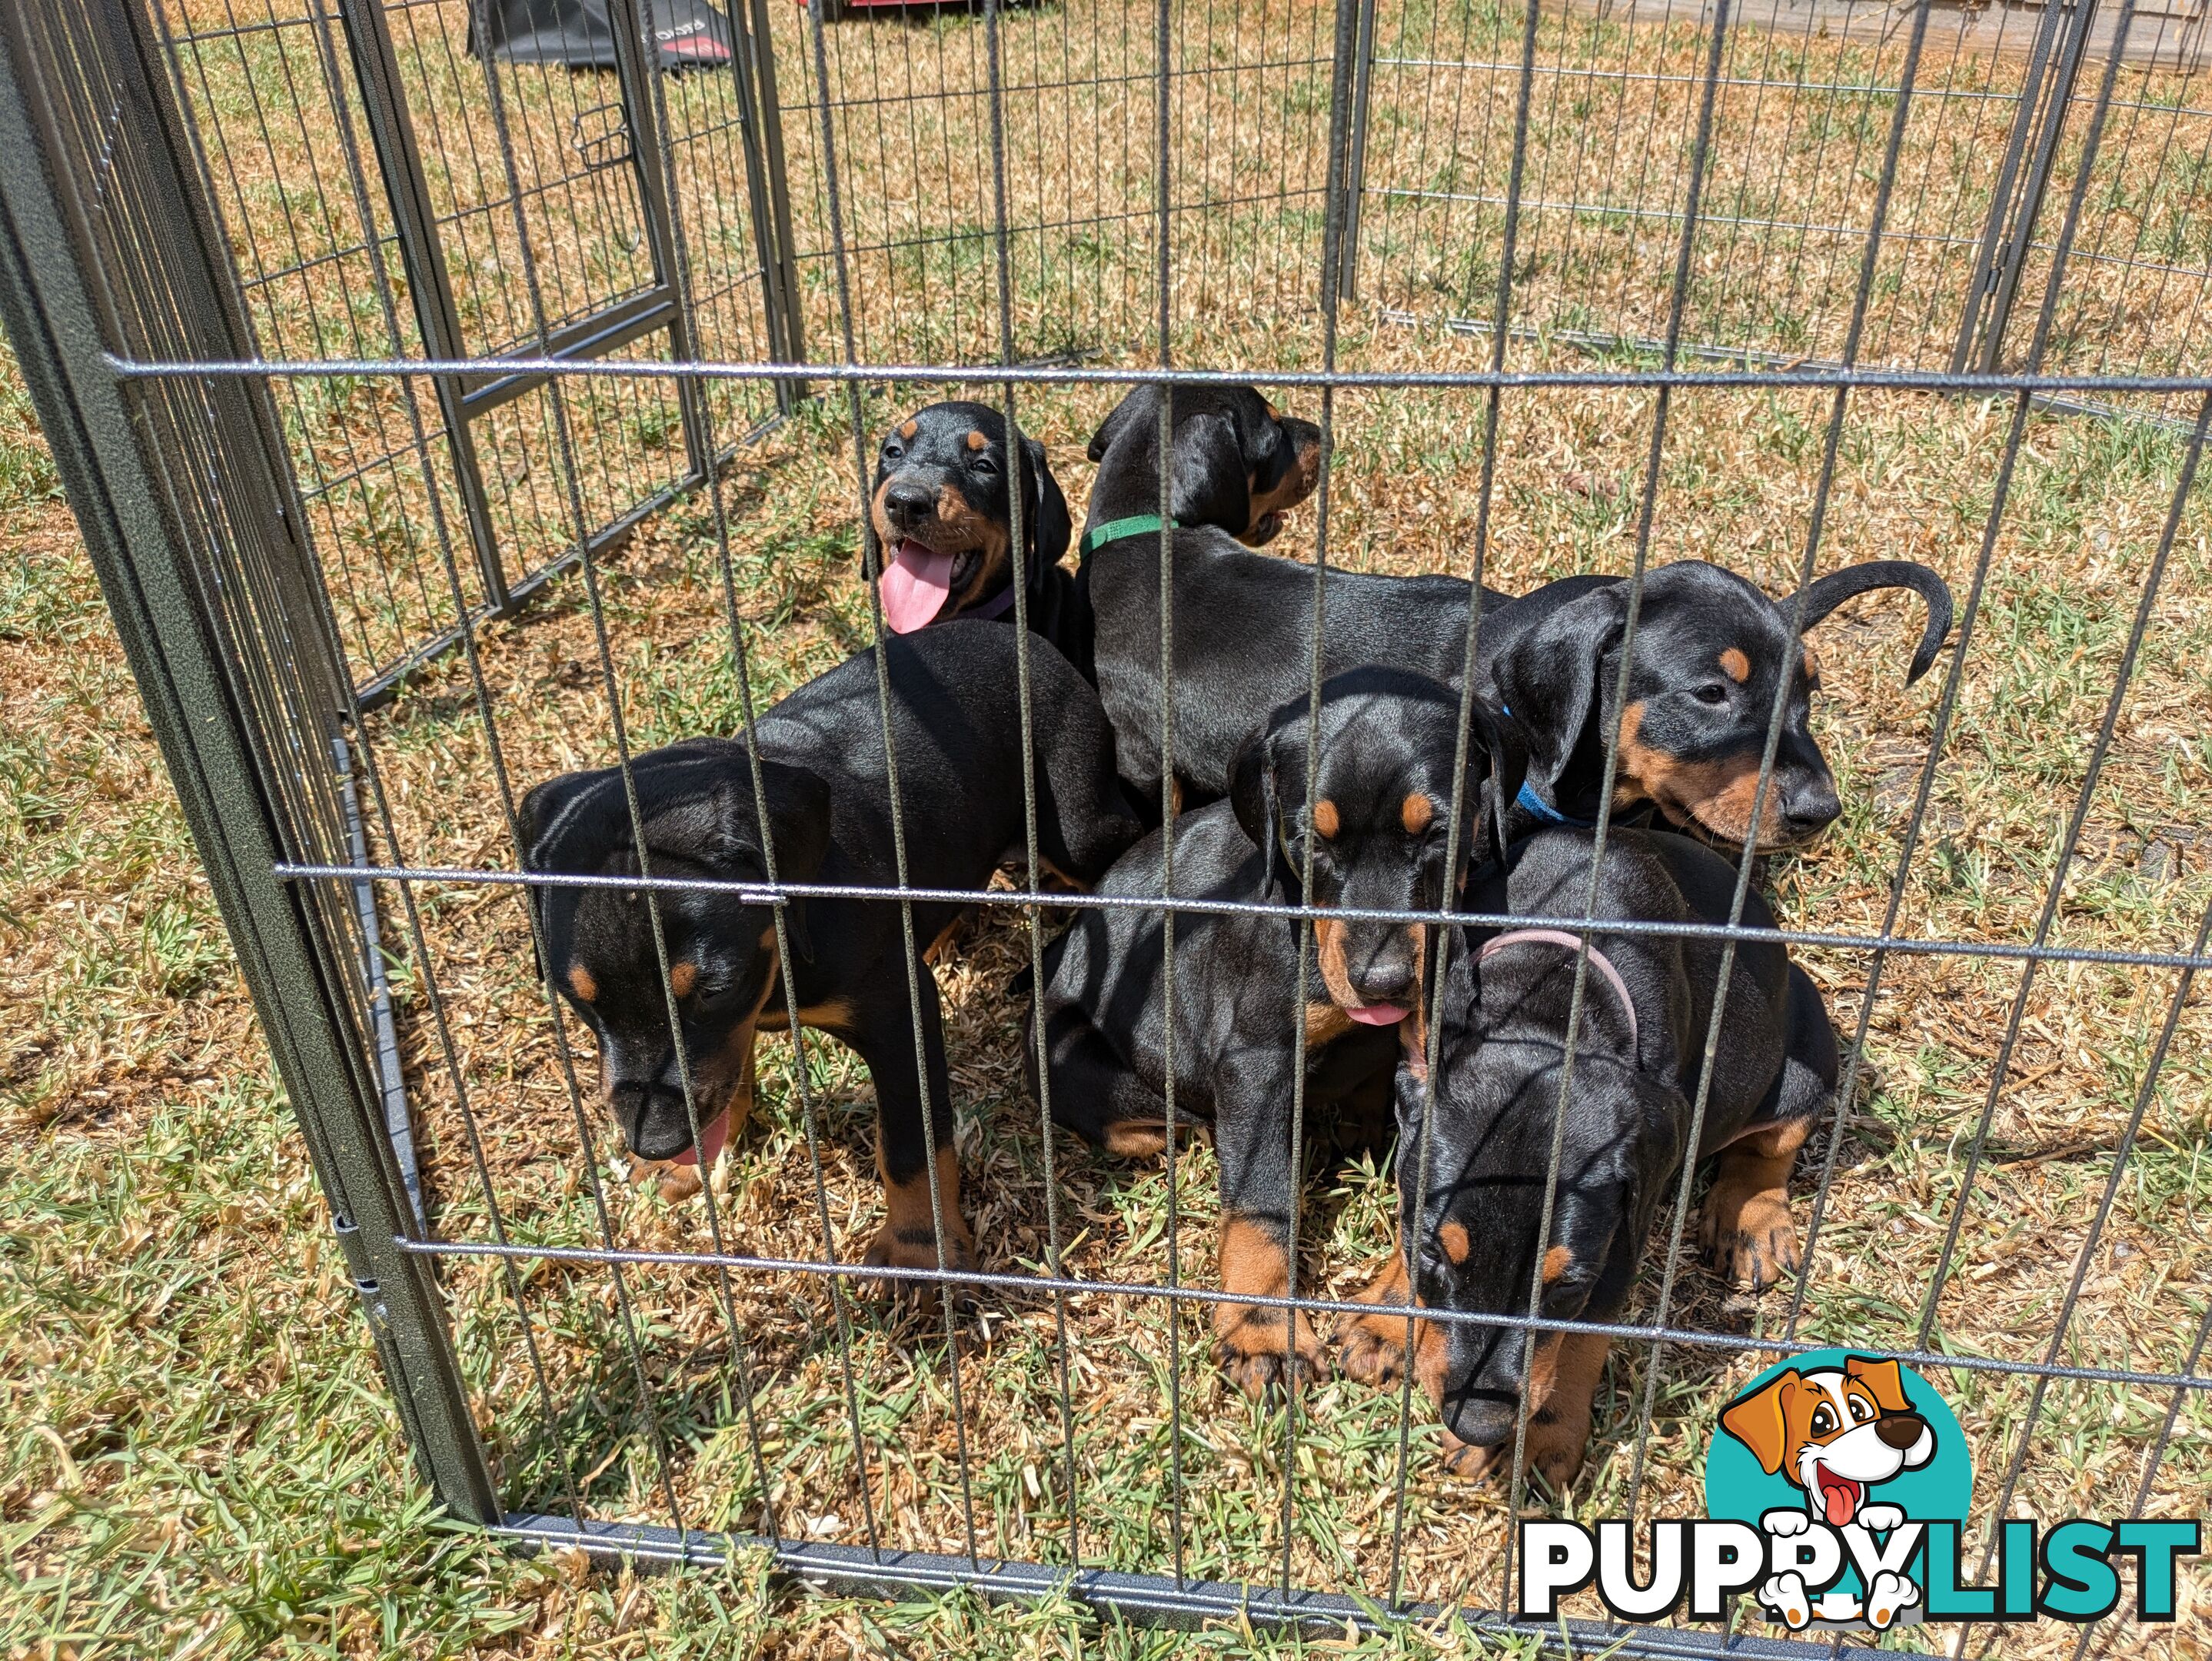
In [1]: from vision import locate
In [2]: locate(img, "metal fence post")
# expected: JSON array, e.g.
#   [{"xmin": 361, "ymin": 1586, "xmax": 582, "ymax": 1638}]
[
  {"xmin": 1953, "ymin": 0, "xmax": 2104, "ymax": 372},
  {"xmin": 743, "ymin": 0, "xmax": 808, "ymax": 384},
  {"xmin": 1336, "ymin": 0, "xmax": 1382, "ymax": 305},
  {"xmin": 0, "ymin": 0, "xmax": 499, "ymax": 1526},
  {"xmin": 331, "ymin": 0, "xmax": 514, "ymax": 614}
]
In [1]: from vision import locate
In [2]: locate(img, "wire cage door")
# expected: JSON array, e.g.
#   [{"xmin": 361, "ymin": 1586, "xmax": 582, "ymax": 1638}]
[
  {"xmin": 148, "ymin": 0, "xmax": 806, "ymax": 705},
  {"xmin": 5, "ymin": 0, "xmax": 2212, "ymax": 1649}
]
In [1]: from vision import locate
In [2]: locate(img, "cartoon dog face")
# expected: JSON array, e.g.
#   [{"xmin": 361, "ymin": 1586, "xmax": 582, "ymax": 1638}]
[{"xmin": 1720, "ymin": 1356, "xmax": 1935, "ymax": 1527}]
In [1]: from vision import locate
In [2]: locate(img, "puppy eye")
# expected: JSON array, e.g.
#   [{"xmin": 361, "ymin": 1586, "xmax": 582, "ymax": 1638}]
[
  {"xmin": 1692, "ymin": 683, "xmax": 1730, "ymax": 705},
  {"xmin": 1851, "ymin": 1396, "xmax": 1875, "ymax": 1422},
  {"xmin": 882, "ymin": 442, "xmax": 903, "ymax": 460},
  {"xmin": 1810, "ymin": 1405, "xmax": 1835, "ymax": 1435},
  {"xmin": 970, "ymin": 454, "xmax": 996, "ymax": 474}
]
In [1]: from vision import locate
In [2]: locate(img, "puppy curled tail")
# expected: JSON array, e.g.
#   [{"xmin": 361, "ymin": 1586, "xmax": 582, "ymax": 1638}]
[{"xmin": 1791, "ymin": 561, "xmax": 1955, "ymax": 684}]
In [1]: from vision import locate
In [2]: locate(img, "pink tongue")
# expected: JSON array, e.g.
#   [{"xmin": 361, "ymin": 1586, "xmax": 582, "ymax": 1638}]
[
  {"xmin": 1348, "ymin": 1004, "xmax": 1409, "ymax": 1026},
  {"xmin": 878, "ymin": 539, "xmax": 956, "ymax": 633},
  {"xmin": 669, "ymin": 1107, "xmax": 730, "ymax": 1170},
  {"xmin": 1820, "ymin": 1472, "xmax": 1858, "ymax": 1526}
]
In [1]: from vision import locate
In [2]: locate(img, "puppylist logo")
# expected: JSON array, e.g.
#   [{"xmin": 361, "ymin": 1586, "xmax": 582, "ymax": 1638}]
[{"xmin": 1518, "ymin": 1350, "xmax": 2200, "ymax": 1633}]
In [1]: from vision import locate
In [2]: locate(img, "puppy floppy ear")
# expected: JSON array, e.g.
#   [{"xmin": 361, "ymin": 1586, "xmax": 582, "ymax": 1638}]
[
  {"xmin": 519, "ymin": 767, "xmax": 611, "ymax": 869},
  {"xmin": 517, "ymin": 771, "xmax": 582, "ymax": 964},
  {"xmin": 1492, "ymin": 584, "xmax": 1627, "ymax": 809},
  {"xmin": 1392, "ymin": 1054, "xmax": 1429, "ymax": 1138},
  {"xmin": 1459, "ymin": 692, "xmax": 1528, "ymax": 872},
  {"xmin": 515, "ymin": 768, "xmax": 633, "ymax": 949},
  {"xmin": 1228, "ymin": 723, "xmax": 1282, "ymax": 898},
  {"xmin": 1391, "ymin": 1059, "xmax": 1439, "ymax": 1233},
  {"xmin": 1023, "ymin": 434, "xmax": 1072, "ymax": 571},
  {"xmin": 1844, "ymin": 1355, "xmax": 1911, "ymax": 1415},
  {"xmin": 711, "ymin": 758, "xmax": 833, "ymax": 963},
  {"xmin": 1721, "ymin": 1372, "xmax": 1800, "ymax": 1476},
  {"xmin": 1169, "ymin": 410, "xmax": 1252, "ymax": 533},
  {"xmin": 1086, "ymin": 386, "xmax": 1149, "ymax": 463}
]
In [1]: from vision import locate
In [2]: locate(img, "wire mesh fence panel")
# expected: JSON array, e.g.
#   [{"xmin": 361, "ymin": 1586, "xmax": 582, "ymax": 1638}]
[
  {"xmin": 1349, "ymin": 0, "xmax": 2068, "ymax": 369},
  {"xmin": 0, "ymin": 0, "xmax": 499, "ymax": 1518},
  {"xmin": 1995, "ymin": 35, "xmax": 2212, "ymax": 416},
  {"xmin": 145, "ymin": 0, "xmax": 793, "ymax": 701},
  {"xmin": 768, "ymin": 0, "xmax": 1362, "ymax": 365},
  {"xmin": 8, "ymin": 0, "xmax": 2212, "ymax": 1650},
  {"xmin": 151, "ymin": 0, "xmax": 485, "ymax": 695}
]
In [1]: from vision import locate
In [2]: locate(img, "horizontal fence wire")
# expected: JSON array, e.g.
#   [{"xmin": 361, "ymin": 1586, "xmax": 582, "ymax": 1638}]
[
  {"xmin": 14, "ymin": 0, "xmax": 2212, "ymax": 1646},
  {"xmin": 388, "ymin": 1233, "xmax": 2212, "ymax": 1395},
  {"xmin": 268, "ymin": 864, "xmax": 2212, "ymax": 973},
  {"xmin": 99, "ymin": 353, "xmax": 2212, "ymax": 391}
]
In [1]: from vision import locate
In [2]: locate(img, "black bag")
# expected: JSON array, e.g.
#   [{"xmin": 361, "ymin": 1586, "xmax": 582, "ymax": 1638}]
[{"xmin": 467, "ymin": 0, "xmax": 737, "ymax": 72}]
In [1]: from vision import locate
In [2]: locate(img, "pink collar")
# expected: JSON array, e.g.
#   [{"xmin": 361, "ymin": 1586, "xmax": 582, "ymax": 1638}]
[{"xmin": 1477, "ymin": 927, "xmax": 1640, "ymax": 1055}]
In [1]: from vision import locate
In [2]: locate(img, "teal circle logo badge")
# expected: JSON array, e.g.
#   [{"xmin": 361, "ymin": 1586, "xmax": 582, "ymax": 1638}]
[{"xmin": 1703, "ymin": 1350, "xmax": 1974, "ymax": 1632}]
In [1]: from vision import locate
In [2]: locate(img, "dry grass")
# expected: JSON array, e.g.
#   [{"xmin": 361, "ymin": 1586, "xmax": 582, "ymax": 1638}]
[{"xmin": 8, "ymin": 0, "xmax": 2212, "ymax": 1656}]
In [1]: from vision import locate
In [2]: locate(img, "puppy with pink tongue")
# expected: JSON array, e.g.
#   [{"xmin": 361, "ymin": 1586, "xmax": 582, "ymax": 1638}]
[
  {"xmin": 878, "ymin": 539, "xmax": 963, "ymax": 634},
  {"xmin": 863, "ymin": 401, "xmax": 1075, "ymax": 647}
]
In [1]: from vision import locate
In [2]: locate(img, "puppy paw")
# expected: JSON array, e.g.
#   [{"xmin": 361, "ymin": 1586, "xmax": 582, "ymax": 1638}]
[
  {"xmin": 1759, "ymin": 1572, "xmax": 1812, "ymax": 1630},
  {"xmin": 1337, "ymin": 1307, "xmax": 1413, "ymax": 1387},
  {"xmin": 1100, "ymin": 1121, "xmax": 1169, "ymax": 1160},
  {"xmin": 1864, "ymin": 1570, "xmax": 1920, "ymax": 1630},
  {"xmin": 1760, "ymin": 1506, "xmax": 1812, "ymax": 1538},
  {"xmin": 1700, "ymin": 1187, "xmax": 1800, "ymax": 1291},
  {"xmin": 861, "ymin": 1222, "xmax": 977, "ymax": 1316},
  {"xmin": 1858, "ymin": 1503, "xmax": 1905, "ymax": 1533},
  {"xmin": 1438, "ymin": 1420, "xmax": 1588, "ymax": 1491},
  {"xmin": 1212, "ymin": 1315, "xmax": 1329, "ymax": 1400},
  {"xmin": 1440, "ymin": 1440, "xmax": 1496, "ymax": 1479},
  {"xmin": 654, "ymin": 1164, "xmax": 704, "ymax": 1204},
  {"xmin": 1522, "ymin": 1408, "xmax": 1592, "ymax": 1491}
]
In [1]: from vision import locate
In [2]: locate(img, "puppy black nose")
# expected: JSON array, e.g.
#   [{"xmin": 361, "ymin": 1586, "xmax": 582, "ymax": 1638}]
[
  {"xmin": 1356, "ymin": 965, "xmax": 1414, "ymax": 1004},
  {"xmin": 1351, "ymin": 938, "xmax": 1416, "ymax": 1005},
  {"xmin": 1875, "ymin": 1412, "xmax": 1925, "ymax": 1450},
  {"xmin": 617, "ymin": 1083, "xmax": 696, "ymax": 1161},
  {"xmin": 1779, "ymin": 777, "xmax": 1841, "ymax": 836},
  {"xmin": 883, "ymin": 481, "xmax": 936, "ymax": 531}
]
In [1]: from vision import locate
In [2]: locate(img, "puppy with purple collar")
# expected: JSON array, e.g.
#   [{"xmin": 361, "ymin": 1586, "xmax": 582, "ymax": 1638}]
[{"xmin": 863, "ymin": 401, "xmax": 1083, "ymax": 668}]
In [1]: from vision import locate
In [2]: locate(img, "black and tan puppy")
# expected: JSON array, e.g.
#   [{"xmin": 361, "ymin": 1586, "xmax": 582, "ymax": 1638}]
[
  {"xmin": 1479, "ymin": 560, "xmax": 1953, "ymax": 850},
  {"xmin": 1079, "ymin": 384, "xmax": 1515, "ymax": 812},
  {"xmin": 865, "ymin": 401, "xmax": 1079, "ymax": 664},
  {"xmin": 1031, "ymin": 667, "xmax": 1523, "ymax": 1393},
  {"xmin": 521, "ymin": 621, "xmax": 1138, "ymax": 1300},
  {"xmin": 1338, "ymin": 825, "xmax": 1837, "ymax": 1487}
]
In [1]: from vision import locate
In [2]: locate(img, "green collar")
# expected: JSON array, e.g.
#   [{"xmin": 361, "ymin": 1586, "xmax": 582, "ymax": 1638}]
[{"xmin": 1077, "ymin": 513, "xmax": 1175, "ymax": 559}]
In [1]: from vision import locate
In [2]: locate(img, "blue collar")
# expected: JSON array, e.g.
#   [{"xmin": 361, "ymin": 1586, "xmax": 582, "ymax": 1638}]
[
  {"xmin": 1497, "ymin": 701, "xmax": 1595, "ymax": 827},
  {"xmin": 1515, "ymin": 779, "xmax": 1593, "ymax": 827}
]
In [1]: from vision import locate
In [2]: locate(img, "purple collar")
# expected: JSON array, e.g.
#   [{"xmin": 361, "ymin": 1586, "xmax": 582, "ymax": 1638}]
[
  {"xmin": 1478, "ymin": 927, "xmax": 1640, "ymax": 1055},
  {"xmin": 962, "ymin": 583, "xmax": 1018, "ymax": 622}
]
